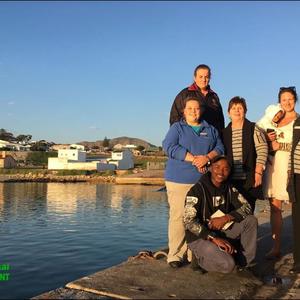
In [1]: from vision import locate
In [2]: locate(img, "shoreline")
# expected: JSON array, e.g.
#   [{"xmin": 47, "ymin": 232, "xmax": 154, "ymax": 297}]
[
  {"xmin": 0, "ymin": 174, "xmax": 116, "ymax": 183},
  {"xmin": 0, "ymin": 169, "xmax": 165, "ymax": 185}
]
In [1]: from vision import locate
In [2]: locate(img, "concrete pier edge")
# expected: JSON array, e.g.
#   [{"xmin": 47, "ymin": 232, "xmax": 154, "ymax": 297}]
[{"xmin": 32, "ymin": 201, "xmax": 300, "ymax": 300}]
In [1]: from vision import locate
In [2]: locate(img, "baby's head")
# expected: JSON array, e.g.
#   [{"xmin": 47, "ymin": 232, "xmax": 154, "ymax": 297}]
[
  {"xmin": 265, "ymin": 104, "xmax": 285, "ymax": 126},
  {"xmin": 272, "ymin": 109, "xmax": 285, "ymax": 125}
]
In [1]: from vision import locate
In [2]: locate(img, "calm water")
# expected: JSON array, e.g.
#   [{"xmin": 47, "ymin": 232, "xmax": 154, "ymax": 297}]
[{"xmin": 0, "ymin": 182, "xmax": 168, "ymax": 299}]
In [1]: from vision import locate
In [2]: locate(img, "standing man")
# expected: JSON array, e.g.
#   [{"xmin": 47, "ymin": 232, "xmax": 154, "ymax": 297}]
[{"xmin": 169, "ymin": 64, "xmax": 225, "ymax": 134}]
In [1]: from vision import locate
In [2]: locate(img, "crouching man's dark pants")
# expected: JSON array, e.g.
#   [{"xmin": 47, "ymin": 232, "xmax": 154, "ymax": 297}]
[{"xmin": 188, "ymin": 215, "xmax": 258, "ymax": 273}]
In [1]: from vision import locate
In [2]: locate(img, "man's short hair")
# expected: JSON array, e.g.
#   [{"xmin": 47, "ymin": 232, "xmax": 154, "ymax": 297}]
[
  {"xmin": 210, "ymin": 155, "xmax": 232, "ymax": 168},
  {"xmin": 193, "ymin": 64, "xmax": 211, "ymax": 77}
]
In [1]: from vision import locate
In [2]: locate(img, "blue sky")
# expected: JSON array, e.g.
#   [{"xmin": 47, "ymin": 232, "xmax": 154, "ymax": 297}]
[{"xmin": 1, "ymin": 1, "xmax": 300, "ymax": 146}]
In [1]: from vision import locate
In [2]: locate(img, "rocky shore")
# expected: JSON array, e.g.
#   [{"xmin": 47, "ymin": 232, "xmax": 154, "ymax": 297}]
[
  {"xmin": 0, "ymin": 169, "xmax": 165, "ymax": 185},
  {"xmin": 0, "ymin": 173, "xmax": 116, "ymax": 183}
]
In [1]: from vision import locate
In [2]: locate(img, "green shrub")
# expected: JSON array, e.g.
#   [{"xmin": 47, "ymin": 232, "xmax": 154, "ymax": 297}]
[
  {"xmin": 26, "ymin": 151, "xmax": 57, "ymax": 166},
  {"xmin": 0, "ymin": 168, "xmax": 48, "ymax": 175}
]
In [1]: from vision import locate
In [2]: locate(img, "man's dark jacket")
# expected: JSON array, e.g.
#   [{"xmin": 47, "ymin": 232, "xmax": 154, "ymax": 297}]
[
  {"xmin": 183, "ymin": 173, "xmax": 252, "ymax": 243},
  {"xmin": 169, "ymin": 83, "xmax": 225, "ymax": 134}
]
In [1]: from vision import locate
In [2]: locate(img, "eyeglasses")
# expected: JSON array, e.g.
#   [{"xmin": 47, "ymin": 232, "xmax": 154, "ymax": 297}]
[{"xmin": 280, "ymin": 86, "xmax": 296, "ymax": 92}]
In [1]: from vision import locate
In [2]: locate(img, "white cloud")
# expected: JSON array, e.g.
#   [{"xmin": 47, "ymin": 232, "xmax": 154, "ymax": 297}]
[
  {"xmin": 89, "ymin": 125, "xmax": 100, "ymax": 130},
  {"xmin": 7, "ymin": 101, "xmax": 15, "ymax": 105}
]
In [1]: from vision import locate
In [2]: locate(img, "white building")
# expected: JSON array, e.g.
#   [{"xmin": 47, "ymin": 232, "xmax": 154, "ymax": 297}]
[
  {"xmin": 0, "ymin": 140, "xmax": 31, "ymax": 151},
  {"xmin": 113, "ymin": 144, "xmax": 137, "ymax": 151},
  {"xmin": 70, "ymin": 144, "xmax": 85, "ymax": 150},
  {"xmin": 58, "ymin": 149, "xmax": 86, "ymax": 162},
  {"xmin": 48, "ymin": 149, "xmax": 115, "ymax": 171},
  {"xmin": 124, "ymin": 144, "xmax": 137, "ymax": 149},
  {"xmin": 50, "ymin": 143, "xmax": 85, "ymax": 151},
  {"xmin": 107, "ymin": 149, "xmax": 134, "ymax": 170},
  {"xmin": 48, "ymin": 148, "xmax": 133, "ymax": 171}
]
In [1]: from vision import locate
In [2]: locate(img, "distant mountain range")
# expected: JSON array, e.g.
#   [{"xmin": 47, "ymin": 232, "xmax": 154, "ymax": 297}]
[{"xmin": 77, "ymin": 136, "xmax": 157, "ymax": 149}]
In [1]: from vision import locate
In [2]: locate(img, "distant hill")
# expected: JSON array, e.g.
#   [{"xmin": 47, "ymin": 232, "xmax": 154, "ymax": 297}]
[{"xmin": 77, "ymin": 136, "xmax": 156, "ymax": 149}]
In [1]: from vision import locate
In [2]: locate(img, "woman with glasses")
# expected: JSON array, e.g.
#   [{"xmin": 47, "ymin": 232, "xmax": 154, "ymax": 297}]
[
  {"xmin": 259, "ymin": 87, "xmax": 298, "ymax": 260},
  {"xmin": 162, "ymin": 96, "xmax": 224, "ymax": 268}
]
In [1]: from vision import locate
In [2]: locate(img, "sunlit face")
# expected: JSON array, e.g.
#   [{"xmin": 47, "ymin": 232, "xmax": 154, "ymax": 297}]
[
  {"xmin": 194, "ymin": 68, "xmax": 210, "ymax": 90},
  {"xmin": 210, "ymin": 159, "xmax": 231, "ymax": 187},
  {"xmin": 228, "ymin": 104, "xmax": 245, "ymax": 122},
  {"xmin": 280, "ymin": 92, "xmax": 296, "ymax": 113},
  {"xmin": 183, "ymin": 100, "xmax": 201, "ymax": 125}
]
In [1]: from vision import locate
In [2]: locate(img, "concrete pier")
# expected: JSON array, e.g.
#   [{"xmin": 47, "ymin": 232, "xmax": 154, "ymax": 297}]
[
  {"xmin": 33, "ymin": 201, "xmax": 300, "ymax": 299},
  {"xmin": 115, "ymin": 170, "xmax": 164, "ymax": 185}
]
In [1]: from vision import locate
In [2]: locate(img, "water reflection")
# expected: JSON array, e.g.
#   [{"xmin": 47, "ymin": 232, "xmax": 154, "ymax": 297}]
[
  {"xmin": 0, "ymin": 182, "xmax": 168, "ymax": 299},
  {"xmin": 103, "ymin": 184, "xmax": 166, "ymax": 211},
  {"xmin": 0, "ymin": 182, "xmax": 47, "ymax": 223},
  {"xmin": 47, "ymin": 183, "xmax": 97, "ymax": 215},
  {"xmin": 0, "ymin": 183, "xmax": 167, "ymax": 218}
]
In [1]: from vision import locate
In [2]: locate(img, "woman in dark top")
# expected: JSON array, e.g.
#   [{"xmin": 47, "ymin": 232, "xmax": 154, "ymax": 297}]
[
  {"xmin": 287, "ymin": 115, "xmax": 300, "ymax": 274},
  {"xmin": 222, "ymin": 96, "xmax": 268, "ymax": 213}
]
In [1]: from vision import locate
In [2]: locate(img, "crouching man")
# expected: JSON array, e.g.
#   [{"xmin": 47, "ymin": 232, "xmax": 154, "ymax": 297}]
[{"xmin": 183, "ymin": 155, "xmax": 258, "ymax": 273}]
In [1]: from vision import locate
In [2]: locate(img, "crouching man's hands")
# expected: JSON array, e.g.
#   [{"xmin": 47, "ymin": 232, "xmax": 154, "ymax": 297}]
[
  {"xmin": 208, "ymin": 214, "xmax": 233, "ymax": 230},
  {"xmin": 208, "ymin": 236, "xmax": 235, "ymax": 255}
]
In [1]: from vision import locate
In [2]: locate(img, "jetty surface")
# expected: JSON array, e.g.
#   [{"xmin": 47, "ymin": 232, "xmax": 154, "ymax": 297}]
[{"xmin": 33, "ymin": 201, "xmax": 300, "ymax": 299}]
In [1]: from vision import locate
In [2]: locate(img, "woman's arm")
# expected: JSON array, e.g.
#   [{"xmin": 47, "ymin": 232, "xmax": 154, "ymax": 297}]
[
  {"xmin": 163, "ymin": 124, "xmax": 197, "ymax": 163},
  {"xmin": 162, "ymin": 125, "xmax": 188, "ymax": 161},
  {"xmin": 253, "ymin": 126, "xmax": 268, "ymax": 187}
]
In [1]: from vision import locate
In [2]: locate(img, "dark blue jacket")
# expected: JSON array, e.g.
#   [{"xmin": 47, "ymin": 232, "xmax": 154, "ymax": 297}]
[
  {"xmin": 169, "ymin": 83, "xmax": 225, "ymax": 134},
  {"xmin": 163, "ymin": 119, "xmax": 224, "ymax": 184}
]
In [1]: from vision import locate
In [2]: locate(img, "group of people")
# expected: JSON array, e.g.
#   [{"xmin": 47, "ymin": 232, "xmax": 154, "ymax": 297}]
[{"xmin": 162, "ymin": 64, "xmax": 300, "ymax": 274}]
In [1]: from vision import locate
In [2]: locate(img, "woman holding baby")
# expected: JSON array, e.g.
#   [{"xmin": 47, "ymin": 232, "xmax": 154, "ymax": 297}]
[{"xmin": 257, "ymin": 87, "xmax": 298, "ymax": 260}]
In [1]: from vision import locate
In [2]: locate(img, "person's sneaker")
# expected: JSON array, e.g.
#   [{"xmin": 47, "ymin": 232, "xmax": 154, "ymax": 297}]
[
  {"xmin": 168, "ymin": 261, "xmax": 183, "ymax": 269},
  {"xmin": 190, "ymin": 253, "xmax": 198, "ymax": 269},
  {"xmin": 192, "ymin": 265, "xmax": 207, "ymax": 274},
  {"xmin": 190, "ymin": 253, "xmax": 207, "ymax": 273}
]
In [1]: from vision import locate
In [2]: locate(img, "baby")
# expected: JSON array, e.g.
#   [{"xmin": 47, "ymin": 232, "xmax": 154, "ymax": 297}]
[{"xmin": 256, "ymin": 104, "xmax": 285, "ymax": 140}]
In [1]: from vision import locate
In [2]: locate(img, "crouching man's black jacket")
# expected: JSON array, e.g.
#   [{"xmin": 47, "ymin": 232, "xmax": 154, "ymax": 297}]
[{"xmin": 183, "ymin": 172, "xmax": 252, "ymax": 243}]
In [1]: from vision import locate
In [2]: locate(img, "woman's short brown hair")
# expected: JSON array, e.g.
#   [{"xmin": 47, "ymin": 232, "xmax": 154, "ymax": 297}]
[{"xmin": 227, "ymin": 96, "xmax": 247, "ymax": 114}]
